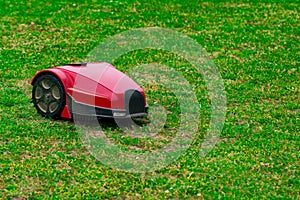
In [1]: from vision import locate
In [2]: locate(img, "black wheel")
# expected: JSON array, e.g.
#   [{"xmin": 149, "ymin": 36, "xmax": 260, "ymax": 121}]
[{"xmin": 32, "ymin": 74, "xmax": 66, "ymax": 118}]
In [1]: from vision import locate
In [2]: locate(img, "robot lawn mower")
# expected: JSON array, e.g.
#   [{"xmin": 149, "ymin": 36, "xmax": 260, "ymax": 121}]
[{"xmin": 31, "ymin": 62, "xmax": 148, "ymax": 119}]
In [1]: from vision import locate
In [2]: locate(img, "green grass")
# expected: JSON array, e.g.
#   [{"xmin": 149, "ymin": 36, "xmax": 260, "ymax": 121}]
[{"xmin": 1, "ymin": 0, "xmax": 299, "ymax": 199}]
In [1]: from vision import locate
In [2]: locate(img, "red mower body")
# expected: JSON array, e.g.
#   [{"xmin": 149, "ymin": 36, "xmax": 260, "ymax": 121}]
[{"xmin": 31, "ymin": 62, "xmax": 148, "ymax": 119}]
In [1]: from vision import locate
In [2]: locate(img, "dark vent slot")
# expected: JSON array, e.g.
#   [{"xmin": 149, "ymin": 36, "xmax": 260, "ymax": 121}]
[{"xmin": 65, "ymin": 62, "xmax": 87, "ymax": 66}]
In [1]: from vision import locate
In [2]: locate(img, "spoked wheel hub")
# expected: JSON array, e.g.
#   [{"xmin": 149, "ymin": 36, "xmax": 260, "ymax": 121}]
[{"xmin": 32, "ymin": 74, "xmax": 65, "ymax": 118}]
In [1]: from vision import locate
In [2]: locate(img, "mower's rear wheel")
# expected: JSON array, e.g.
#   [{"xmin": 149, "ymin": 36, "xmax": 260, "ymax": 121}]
[{"xmin": 32, "ymin": 74, "xmax": 66, "ymax": 118}]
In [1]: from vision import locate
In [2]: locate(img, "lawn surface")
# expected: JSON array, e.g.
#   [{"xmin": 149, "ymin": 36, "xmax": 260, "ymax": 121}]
[{"xmin": 1, "ymin": 0, "xmax": 299, "ymax": 199}]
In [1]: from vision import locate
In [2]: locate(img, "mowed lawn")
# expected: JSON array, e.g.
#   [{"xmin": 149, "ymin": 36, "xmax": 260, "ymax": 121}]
[{"xmin": 1, "ymin": 0, "xmax": 299, "ymax": 199}]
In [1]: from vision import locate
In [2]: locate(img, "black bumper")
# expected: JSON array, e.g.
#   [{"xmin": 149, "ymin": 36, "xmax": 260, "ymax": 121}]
[{"xmin": 68, "ymin": 94, "xmax": 148, "ymax": 118}]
